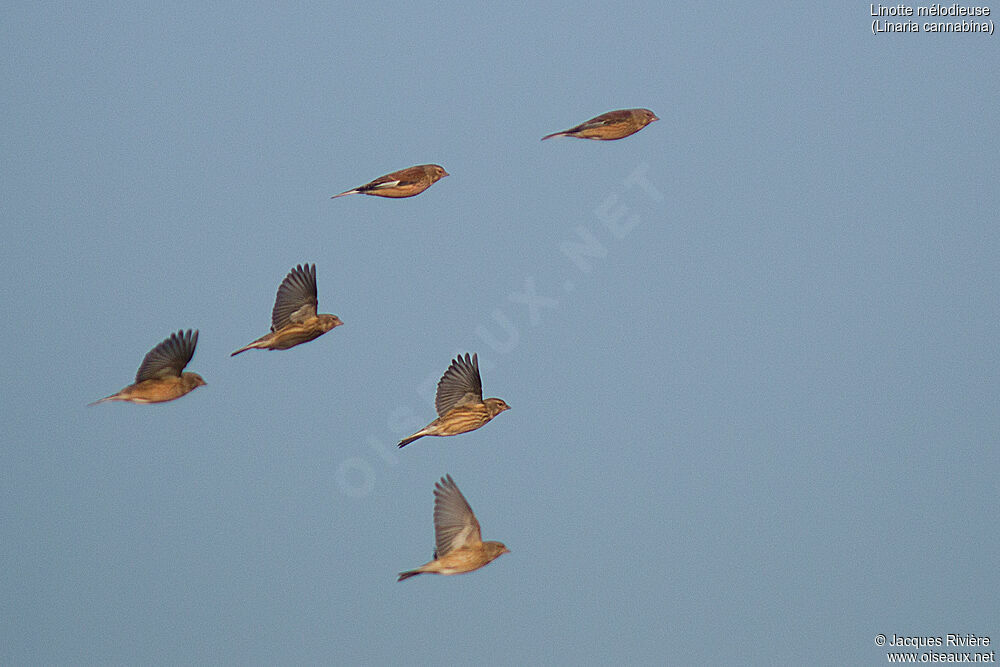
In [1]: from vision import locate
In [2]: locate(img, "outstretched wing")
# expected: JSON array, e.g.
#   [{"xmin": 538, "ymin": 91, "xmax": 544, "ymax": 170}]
[
  {"xmin": 432, "ymin": 474, "xmax": 482, "ymax": 558},
  {"xmin": 434, "ymin": 353, "xmax": 483, "ymax": 416},
  {"xmin": 271, "ymin": 264, "xmax": 319, "ymax": 331},
  {"xmin": 135, "ymin": 329, "xmax": 198, "ymax": 382}
]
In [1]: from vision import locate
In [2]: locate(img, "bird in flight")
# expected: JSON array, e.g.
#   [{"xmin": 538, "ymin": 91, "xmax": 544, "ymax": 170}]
[
  {"xmin": 398, "ymin": 353, "xmax": 510, "ymax": 448},
  {"xmin": 90, "ymin": 329, "xmax": 205, "ymax": 405},
  {"xmin": 232, "ymin": 263, "xmax": 343, "ymax": 356},
  {"xmin": 331, "ymin": 164, "xmax": 448, "ymax": 199},
  {"xmin": 541, "ymin": 108, "xmax": 659, "ymax": 141},
  {"xmin": 398, "ymin": 474, "xmax": 509, "ymax": 581}
]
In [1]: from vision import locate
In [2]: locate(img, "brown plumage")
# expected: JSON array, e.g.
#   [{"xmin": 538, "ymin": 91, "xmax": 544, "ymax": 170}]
[
  {"xmin": 398, "ymin": 353, "xmax": 510, "ymax": 448},
  {"xmin": 331, "ymin": 164, "xmax": 448, "ymax": 199},
  {"xmin": 541, "ymin": 108, "xmax": 659, "ymax": 141},
  {"xmin": 232, "ymin": 263, "xmax": 343, "ymax": 356},
  {"xmin": 90, "ymin": 329, "xmax": 205, "ymax": 405},
  {"xmin": 398, "ymin": 474, "xmax": 509, "ymax": 581}
]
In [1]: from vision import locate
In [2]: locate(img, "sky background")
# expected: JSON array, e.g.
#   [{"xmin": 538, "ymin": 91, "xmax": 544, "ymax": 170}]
[{"xmin": 3, "ymin": 3, "xmax": 998, "ymax": 664}]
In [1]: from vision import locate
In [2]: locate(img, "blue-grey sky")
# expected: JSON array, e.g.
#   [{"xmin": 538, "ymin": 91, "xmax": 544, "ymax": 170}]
[{"xmin": 3, "ymin": 3, "xmax": 998, "ymax": 664}]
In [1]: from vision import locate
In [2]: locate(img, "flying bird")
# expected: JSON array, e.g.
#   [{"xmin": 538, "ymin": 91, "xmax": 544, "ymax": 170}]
[
  {"xmin": 90, "ymin": 329, "xmax": 205, "ymax": 405},
  {"xmin": 541, "ymin": 108, "xmax": 659, "ymax": 141},
  {"xmin": 331, "ymin": 164, "xmax": 448, "ymax": 199},
  {"xmin": 397, "ymin": 474, "xmax": 509, "ymax": 581},
  {"xmin": 232, "ymin": 263, "xmax": 343, "ymax": 356},
  {"xmin": 398, "ymin": 353, "xmax": 510, "ymax": 448}
]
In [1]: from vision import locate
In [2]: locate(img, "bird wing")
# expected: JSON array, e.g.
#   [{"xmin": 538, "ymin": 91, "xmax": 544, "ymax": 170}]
[
  {"xmin": 359, "ymin": 166, "xmax": 425, "ymax": 191},
  {"xmin": 360, "ymin": 176, "xmax": 403, "ymax": 191},
  {"xmin": 433, "ymin": 474, "xmax": 482, "ymax": 557},
  {"xmin": 434, "ymin": 353, "xmax": 483, "ymax": 416},
  {"xmin": 135, "ymin": 329, "xmax": 198, "ymax": 382},
  {"xmin": 575, "ymin": 110, "xmax": 630, "ymax": 131},
  {"xmin": 271, "ymin": 264, "xmax": 319, "ymax": 330}
]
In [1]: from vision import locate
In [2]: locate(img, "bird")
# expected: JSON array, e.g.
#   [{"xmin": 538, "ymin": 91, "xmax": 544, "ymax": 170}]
[
  {"xmin": 330, "ymin": 164, "xmax": 449, "ymax": 199},
  {"xmin": 231, "ymin": 263, "xmax": 343, "ymax": 356},
  {"xmin": 398, "ymin": 353, "xmax": 510, "ymax": 448},
  {"xmin": 541, "ymin": 108, "xmax": 659, "ymax": 141},
  {"xmin": 398, "ymin": 474, "xmax": 509, "ymax": 581},
  {"xmin": 90, "ymin": 329, "xmax": 205, "ymax": 405}
]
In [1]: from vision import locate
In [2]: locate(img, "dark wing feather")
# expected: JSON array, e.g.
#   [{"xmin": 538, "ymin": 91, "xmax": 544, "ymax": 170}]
[
  {"xmin": 271, "ymin": 264, "xmax": 319, "ymax": 331},
  {"xmin": 434, "ymin": 353, "xmax": 483, "ymax": 416},
  {"xmin": 358, "ymin": 165, "xmax": 427, "ymax": 192},
  {"xmin": 576, "ymin": 109, "xmax": 631, "ymax": 131},
  {"xmin": 433, "ymin": 474, "xmax": 482, "ymax": 558},
  {"xmin": 358, "ymin": 174, "xmax": 404, "ymax": 192},
  {"xmin": 135, "ymin": 329, "xmax": 198, "ymax": 382}
]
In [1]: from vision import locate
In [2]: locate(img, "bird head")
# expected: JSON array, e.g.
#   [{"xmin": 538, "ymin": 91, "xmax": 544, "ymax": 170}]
[
  {"xmin": 484, "ymin": 541, "xmax": 510, "ymax": 560},
  {"xmin": 320, "ymin": 314, "xmax": 344, "ymax": 332},
  {"xmin": 484, "ymin": 398, "xmax": 511, "ymax": 417},
  {"xmin": 182, "ymin": 373, "xmax": 207, "ymax": 390}
]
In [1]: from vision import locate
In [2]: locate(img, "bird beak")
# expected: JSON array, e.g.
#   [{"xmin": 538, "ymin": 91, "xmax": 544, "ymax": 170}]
[{"xmin": 651, "ymin": 115, "xmax": 660, "ymax": 122}]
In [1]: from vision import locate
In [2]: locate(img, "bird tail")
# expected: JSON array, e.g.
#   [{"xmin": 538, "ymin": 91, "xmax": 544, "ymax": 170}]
[
  {"xmin": 397, "ymin": 432, "xmax": 425, "ymax": 449},
  {"xmin": 230, "ymin": 342, "xmax": 256, "ymax": 356},
  {"xmin": 397, "ymin": 570, "xmax": 422, "ymax": 582},
  {"xmin": 87, "ymin": 395, "xmax": 115, "ymax": 406}
]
